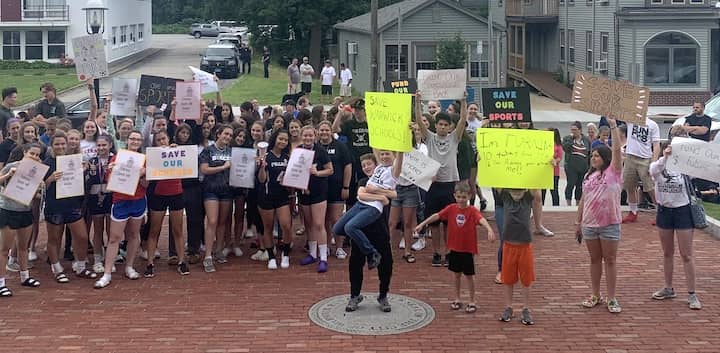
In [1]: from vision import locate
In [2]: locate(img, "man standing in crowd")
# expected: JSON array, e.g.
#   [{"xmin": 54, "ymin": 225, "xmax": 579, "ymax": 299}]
[
  {"xmin": 622, "ymin": 117, "xmax": 660, "ymax": 223},
  {"xmin": 36, "ymin": 82, "xmax": 66, "ymax": 122},
  {"xmin": 332, "ymin": 98, "xmax": 371, "ymax": 208},
  {"xmin": 339, "ymin": 63, "xmax": 352, "ymax": 99},
  {"xmin": 239, "ymin": 43, "xmax": 252, "ymax": 74},
  {"xmin": 287, "ymin": 58, "xmax": 300, "ymax": 94},
  {"xmin": 299, "ymin": 57, "xmax": 315, "ymax": 96},
  {"xmin": 0, "ymin": 87, "xmax": 17, "ymax": 136},
  {"xmin": 262, "ymin": 46, "xmax": 270, "ymax": 79},
  {"xmin": 682, "ymin": 101, "xmax": 712, "ymax": 141},
  {"xmin": 320, "ymin": 60, "xmax": 336, "ymax": 104}
]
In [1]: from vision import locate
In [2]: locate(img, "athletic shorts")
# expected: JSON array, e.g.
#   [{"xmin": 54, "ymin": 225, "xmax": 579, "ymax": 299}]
[
  {"xmin": 391, "ymin": 184, "xmax": 420, "ymax": 208},
  {"xmin": 447, "ymin": 250, "xmax": 475, "ymax": 276},
  {"xmin": 87, "ymin": 194, "xmax": 112, "ymax": 215},
  {"xmin": 425, "ymin": 181, "xmax": 456, "ymax": 221},
  {"xmin": 500, "ymin": 242, "xmax": 535, "ymax": 287},
  {"xmin": 45, "ymin": 208, "xmax": 83, "ymax": 226},
  {"xmin": 259, "ymin": 194, "xmax": 290, "ymax": 210},
  {"xmin": 657, "ymin": 204, "xmax": 693, "ymax": 230},
  {"xmin": 203, "ymin": 191, "xmax": 233, "ymax": 202},
  {"xmin": 327, "ymin": 182, "xmax": 344, "ymax": 204},
  {"xmin": 111, "ymin": 198, "xmax": 147, "ymax": 222},
  {"xmin": 623, "ymin": 155, "xmax": 654, "ymax": 192},
  {"xmin": 232, "ymin": 187, "xmax": 249, "ymax": 198},
  {"xmin": 298, "ymin": 192, "xmax": 327, "ymax": 205},
  {"xmin": 148, "ymin": 194, "xmax": 185, "ymax": 212},
  {"xmin": 321, "ymin": 85, "xmax": 332, "ymax": 95},
  {"xmin": 0, "ymin": 208, "xmax": 34, "ymax": 230},
  {"xmin": 582, "ymin": 223, "xmax": 621, "ymax": 241},
  {"xmin": 301, "ymin": 82, "xmax": 312, "ymax": 93}
]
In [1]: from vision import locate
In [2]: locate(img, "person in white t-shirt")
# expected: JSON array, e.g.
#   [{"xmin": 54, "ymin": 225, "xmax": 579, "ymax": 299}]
[
  {"xmin": 339, "ymin": 63, "xmax": 353, "ymax": 98},
  {"xmin": 622, "ymin": 117, "xmax": 660, "ymax": 223},
  {"xmin": 320, "ymin": 60, "xmax": 336, "ymax": 104},
  {"xmin": 299, "ymin": 57, "xmax": 315, "ymax": 94}
]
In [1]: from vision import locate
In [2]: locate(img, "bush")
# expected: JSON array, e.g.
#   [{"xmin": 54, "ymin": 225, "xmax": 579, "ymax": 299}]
[{"xmin": 0, "ymin": 60, "xmax": 72, "ymax": 70}]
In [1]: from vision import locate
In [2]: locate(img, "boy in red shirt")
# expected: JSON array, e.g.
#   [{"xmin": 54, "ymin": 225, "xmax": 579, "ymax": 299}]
[{"xmin": 416, "ymin": 181, "xmax": 495, "ymax": 313}]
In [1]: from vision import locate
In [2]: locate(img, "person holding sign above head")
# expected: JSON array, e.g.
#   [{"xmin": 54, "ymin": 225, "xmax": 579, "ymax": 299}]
[
  {"xmin": 84, "ymin": 135, "xmax": 114, "ymax": 274},
  {"xmin": 0, "ymin": 143, "xmax": 45, "ymax": 297}
]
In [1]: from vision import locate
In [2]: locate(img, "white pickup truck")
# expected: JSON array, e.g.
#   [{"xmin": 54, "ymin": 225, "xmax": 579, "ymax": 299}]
[{"xmin": 190, "ymin": 21, "xmax": 243, "ymax": 38}]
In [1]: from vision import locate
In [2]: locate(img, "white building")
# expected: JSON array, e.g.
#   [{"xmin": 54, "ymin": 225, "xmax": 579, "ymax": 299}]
[{"xmin": 0, "ymin": 0, "xmax": 152, "ymax": 63}]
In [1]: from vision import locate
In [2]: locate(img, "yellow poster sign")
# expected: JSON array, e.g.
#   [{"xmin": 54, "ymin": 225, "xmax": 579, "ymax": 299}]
[
  {"xmin": 476, "ymin": 128, "xmax": 554, "ymax": 189},
  {"xmin": 365, "ymin": 92, "xmax": 413, "ymax": 152}
]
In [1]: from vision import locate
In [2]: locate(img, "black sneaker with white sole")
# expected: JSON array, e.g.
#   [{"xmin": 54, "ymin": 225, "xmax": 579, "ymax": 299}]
[
  {"xmin": 143, "ymin": 264, "xmax": 155, "ymax": 278},
  {"xmin": 177, "ymin": 262, "xmax": 190, "ymax": 275}
]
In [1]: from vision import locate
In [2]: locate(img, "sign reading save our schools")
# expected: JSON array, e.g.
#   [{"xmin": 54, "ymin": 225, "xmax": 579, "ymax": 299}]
[
  {"xmin": 145, "ymin": 145, "xmax": 198, "ymax": 180},
  {"xmin": 138, "ymin": 75, "xmax": 183, "ymax": 107},
  {"xmin": 667, "ymin": 137, "xmax": 720, "ymax": 183},
  {"xmin": 571, "ymin": 72, "xmax": 649, "ymax": 125},
  {"xmin": 365, "ymin": 92, "xmax": 413, "ymax": 152},
  {"xmin": 383, "ymin": 78, "xmax": 417, "ymax": 94},
  {"xmin": 481, "ymin": 87, "xmax": 532, "ymax": 123},
  {"xmin": 476, "ymin": 128, "xmax": 554, "ymax": 189}
]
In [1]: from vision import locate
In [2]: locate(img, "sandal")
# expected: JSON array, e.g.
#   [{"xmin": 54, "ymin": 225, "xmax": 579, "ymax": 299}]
[
  {"xmin": 402, "ymin": 254, "xmax": 416, "ymax": 263},
  {"xmin": 295, "ymin": 228, "xmax": 305, "ymax": 235},
  {"xmin": 465, "ymin": 303, "xmax": 477, "ymax": 313},
  {"xmin": 0, "ymin": 286, "xmax": 12, "ymax": 297},
  {"xmin": 76, "ymin": 269, "xmax": 98, "ymax": 279},
  {"xmin": 494, "ymin": 273, "xmax": 503, "ymax": 285},
  {"xmin": 582, "ymin": 294, "xmax": 602, "ymax": 308},
  {"xmin": 55, "ymin": 272, "xmax": 70, "ymax": 284},
  {"xmin": 450, "ymin": 301, "xmax": 462, "ymax": 310},
  {"xmin": 21, "ymin": 278, "xmax": 40, "ymax": 288}
]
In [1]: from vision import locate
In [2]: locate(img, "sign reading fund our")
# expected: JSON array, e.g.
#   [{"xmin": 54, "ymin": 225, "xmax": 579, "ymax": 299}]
[
  {"xmin": 365, "ymin": 92, "xmax": 413, "ymax": 152},
  {"xmin": 146, "ymin": 145, "xmax": 199, "ymax": 180},
  {"xmin": 481, "ymin": 87, "xmax": 532, "ymax": 123}
]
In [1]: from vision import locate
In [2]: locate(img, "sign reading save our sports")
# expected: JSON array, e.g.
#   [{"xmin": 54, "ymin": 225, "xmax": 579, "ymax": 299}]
[
  {"xmin": 481, "ymin": 87, "xmax": 532, "ymax": 123},
  {"xmin": 571, "ymin": 72, "xmax": 650, "ymax": 125}
]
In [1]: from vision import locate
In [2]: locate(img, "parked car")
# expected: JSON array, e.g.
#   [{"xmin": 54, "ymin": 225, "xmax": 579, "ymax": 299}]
[
  {"xmin": 200, "ymin": 44, "xmax": 239, "ymax": 79},
  {"xmin": 666, "ymin": 93, "xmax": 720, "ymax": 140},
  {"xmin": 216, "ymin": 34, "xmax": 241, "ymax": 50},
  {"xmin": 190, "ymin": 23, "xmax": 220, "ymax": 38},
  {"xmin": 66, "ymin": 96, "xmax": 108, "ymax": 129}
]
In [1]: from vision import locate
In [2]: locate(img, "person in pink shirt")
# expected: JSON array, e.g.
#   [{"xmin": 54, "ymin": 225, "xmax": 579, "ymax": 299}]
[{"xmin": 575, "ymin": 117, "xmax": 623, "ymax": 314}]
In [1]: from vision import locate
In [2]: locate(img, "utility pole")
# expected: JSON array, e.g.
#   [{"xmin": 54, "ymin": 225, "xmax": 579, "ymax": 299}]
[
  {"xmin": 371, "ymin": 0, "xmax": 379, "ymax": 91},
  {"xmin": 488, "ymin": 2, "xmax": 494, "ymax": 85}
]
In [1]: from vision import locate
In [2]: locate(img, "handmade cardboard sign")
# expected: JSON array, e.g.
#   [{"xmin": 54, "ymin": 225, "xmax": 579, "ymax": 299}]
[
  {"xmin": 175, "ymin": 81, "xmax": 202, "ymax": 120},
  {"xmin": 72, "ymin": 34, "xmax": 109, "ymax": 81},
  {"xmin": 667, "ymin": 137, "xmax": 720, "ymax": 183},
  {"xmin": 400, "ymin": 149, "xmax": 441, "ymax": 191},
  {"xmin": 571, "ymin": 72, "xmax": 649, "ymax": 125},
  {"xmin": 189, "ymin": 66, "xmax": 219, "ymax": 94},
  {"xmin": 365, "ymin": 92, "xmax": 413, "ymax": 152},
  {"xmin": 416, "ymin": 69, "xmax": 466, "ymax": 100}
]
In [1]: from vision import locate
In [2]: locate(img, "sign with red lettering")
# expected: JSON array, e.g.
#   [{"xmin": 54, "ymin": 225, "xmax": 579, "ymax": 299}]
[{"xmin": 481, "ymin": 87, "xmax": 532, "ymax": 124}]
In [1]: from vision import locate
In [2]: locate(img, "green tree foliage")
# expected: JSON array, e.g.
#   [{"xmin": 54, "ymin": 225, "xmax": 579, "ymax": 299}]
[{"xmin": 436, "ymin": 33, "xmax": 467, "ymax": 69}]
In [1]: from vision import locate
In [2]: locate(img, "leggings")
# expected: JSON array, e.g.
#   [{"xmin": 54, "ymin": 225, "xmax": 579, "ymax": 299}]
[
  {"xmin": 349, "ymin": 221, "xmax": 393, "ymax": 298},
  {"xmin": 541, "ymin": 176, "xmax": 561, "ymax": 206},
  {"xmin": 565, "ymin": 167, "xmax": 585, "ymax": 201},
  {"xmin": 183, "ymin": 183, "xmax": 204, "ymax": 254},
  {"xmin": 495, "ymin": 206, "xmax": 505, "ymax": 272}
]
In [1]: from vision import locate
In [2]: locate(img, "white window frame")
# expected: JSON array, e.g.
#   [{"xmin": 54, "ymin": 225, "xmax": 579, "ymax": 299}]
[
  {"xmin": 568, "ymin": 30, "xmax": 575, "ymax": 65},
  {"xmin": 651, "ymin": 0, "xmax": 663, "ymax": 3},
  {"xmin": 586, "ymin": 31, "xmax": 593, "ymax": 70},
  {"xmin": 600, "ymin": 32, "xmax": 609, "ymax": 59},
  {"xmin": 111, "ymin": 26, "xmax": 117, "ymax": 47},
  {"xmin": 120, "ymin": 25, "xmax": 127, "ymax": 46},
  {"xmin": 560, "ymin": 29, "xmax": 565, "ymax": 62},
  {"xmin": 414, "ymin": 44, "xmax": 437, "ymax": 74},
  {"xmin": 138, "ymin": 24, "xmax": 144, "ymax": 41},
  {"xmin": 671, "ymin": 0, "xmax": 685, "ymax": 4},
  {"xmin": 468, "ymin": 42, "xmax": 489, "ymax": 81},
  {"xmin": 24, "ymin": 30, "xmax": 43, "ymax": 60},
  {"xmin": 129, "ymin": 24, "xmax": 136, "ymax": 43},
  {"xmin": 46, "ymin": 30, "xmax": 65, "ymax": 59}
]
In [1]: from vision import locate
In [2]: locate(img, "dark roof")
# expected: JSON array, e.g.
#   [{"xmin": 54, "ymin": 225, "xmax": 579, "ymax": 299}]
[{"xmin": 334, "ymin": 0, "xmax": 504, "ymax": 34}]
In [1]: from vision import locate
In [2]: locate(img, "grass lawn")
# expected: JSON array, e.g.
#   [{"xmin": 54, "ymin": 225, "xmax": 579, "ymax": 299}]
[
  {"xmin": 703, "ymin": 201, "xmax": 720, "ymax": 221},
  {"xmin": 0, "ymin": 68, "xmax": 80, "ymax": 105}
]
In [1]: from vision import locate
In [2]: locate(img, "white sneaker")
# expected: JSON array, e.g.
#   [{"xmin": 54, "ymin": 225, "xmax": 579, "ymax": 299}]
[
  {"xmin": 233, "ymin": 247, "xmax": 243, "ymax": 257},
  {"xmin": 28, "ymin": 250, "xmax": 38, "ymax": 261},
  {"xmin": 411, "ymin": 238, "xmax": 426, "ymax": 251},
  {"xmin": 399, "ymin": 238, "xmax": 406, "ymax": 249},
  {"xmin": 94, "ymin": 275, "xmax": 111, "ymax": 289},
  {"xmin": 140, "ymin": 250, "xmax": 149, "ymax": 261},
  {"xmin": 281, "ymin": 255, "xmax": 290, "ymax": 269},
  {"xmin": 221, "ymin": 248, "xmax": 232, "ymax": 258},
  {"xmin": 154, "ymin": 250, "xmax": 161, "ymax": 259},
  {"xmin": 92, "ymin": 262, "xmax": 105, "ymax": 274},
  {"xmin": 245, "ymin": 229, "xmax": 255, "ymax": 238},
  {"xmin": 330, "ymin": 237, "xmax": 336, "ymax": 245},
  {"xmin": 535, "ymin": 226, "xmax": 555, "ymax": 237},
  {"xmin": 125, "ymin": 267, "xmax": 140, "ymax": 280},
  {"xmin": 251, "ymin": 250, "xmax": 268, "ymax": 261},
  {"xmin": 335, "ymin": 248, "xmax": 348, "ymax": 260},
  {"xmin": 268, "ymin": 259, "xmax": 278, "ymax": 270}
]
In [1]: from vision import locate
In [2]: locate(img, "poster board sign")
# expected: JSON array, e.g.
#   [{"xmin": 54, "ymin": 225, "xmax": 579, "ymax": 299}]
[
  {"xmin": 72, "ymin": 34, "xmax": 109, "ymax": 81},
  {"xmin": 400, "ymin": 149, "xmax": 441, "ymax": 191},
  {"xmin": 1, "ymin": 159, "xmax": 49, "ymax": 207},
  {"xmin": 56, "ymin": 154, "xmax": 84, "ymax": 199},
  {"xmin": 138, "ymin": 75, "xmax": 183, "ymax": 107},
  {"xmin": 476, "ymin": 128, "xmax": 554, "ymax": 189},
  {"xmin": 107, "ymin": 149, "xmax": 146, "ymax": 196},
  {"xmin": 383, "ymin": 78, "xmax": 417, "ymax": 94},
  {"xmin": 229, "ymin": 147, "xmax": 256, "ymax": 188},
  {"xmin": 481, "ymin": 87, "xmax": 532, "ymax": 123},
  {"xmin": 145, "ymin": 145, "xmax": 198, "ymax": 180},
  {"xmin": 667, "ymin": 137, "xmax": 720, "ymax": 183},
  {"xmin": 188, "ymin": 66, "xmax": 219, "ymax": 94},
  {"xmin": 109, "ymin": 78, "xmax": 138, "ymax": 116},
  {"xmin": 365, "ymin": 92, "xmax": 413, "ymax": 152},
  {"xmin": 571, "ymin": 72, "xmax": 649, "ymax": 125},
  {"xmin": 416, "ymin": 69, "xmax": 466, "ymax": 100},
  {"xmin": 282, "ymin": 148, "xmax": 315, "ymax": 190},
  {"xmin": 175, "ymin": 81, "xmax": 202, "ymax": 121}
]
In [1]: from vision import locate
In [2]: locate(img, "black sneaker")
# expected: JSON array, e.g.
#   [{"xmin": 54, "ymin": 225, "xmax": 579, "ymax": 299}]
[
  {"xmin": 442, "ymin": 255, "xmax": 449, "ymax": 267},
  {"xmin": 143, "ymin": 264, "xmax": 155, "ymax": 278},
  {"xmin": 431, "ymin": 253, "xmax": 442, "ymax": 267},
  {"xmin": 367, "ymin": 252, "xmax": 382, "ymax": 270},
  {"xmin": 377, "ymin": 296, "xmax": 392, "ymax": 312},
  {"xmin": 177, "ymin": 262, "xmax": 190, "ymax": 276}
]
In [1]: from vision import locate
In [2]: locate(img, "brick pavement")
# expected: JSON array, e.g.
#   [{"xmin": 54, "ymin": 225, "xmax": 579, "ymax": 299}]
[{"xmin": 1, "ymin": 212, "xmax": 720, "ymax": 353}]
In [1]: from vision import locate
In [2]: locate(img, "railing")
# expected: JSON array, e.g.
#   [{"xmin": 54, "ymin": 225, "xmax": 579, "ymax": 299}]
[
  {"xmin": 506, "ymin": 0, "xmax": 559, "ymax": 17},
  {"xmin": 22, "ymin": 5, "xmax": 70, "ymax": 21},
  {"xmin": 509, "ymin": 53, "xmax": 525, "ymax": 74}
]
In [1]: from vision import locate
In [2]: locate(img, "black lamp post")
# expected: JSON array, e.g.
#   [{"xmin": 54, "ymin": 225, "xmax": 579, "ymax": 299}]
[{"xmin": 82, "ymin": 0, "xmax": 107, "ymax": 106}]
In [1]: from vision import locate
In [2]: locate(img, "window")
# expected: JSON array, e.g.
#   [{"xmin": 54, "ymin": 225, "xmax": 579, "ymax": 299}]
[
  {"xmin": 671, "ymin": 0, "xmax": 684, "ymax": 3},
  {"xmin": 499, "ymin": 0, "xmax": 503, "ymax": 5},
  {"xmin": 568, "ymin": 30, "xmax": 575, "ymax": 64},
  {"xmin": 560, "ymin": 29, "xmax": 565, "ymax": 62},
  {"xmin": 651, "ymin": 0, "xmax": 663, "ymax": 3},
  {"xmin": 111, "ymin": 27, "xmax": 117, "ymax": 47},
  {"xmin": 469, "ymin": 42, "xmax": 489, "ymax": 79},
  {"xmin": 524, "ymin": 0, "xmax": 532, "ymax": 4},
  {"xmin": 415, "ymin": 44, "xmax": 437, "ymax": 72},
  {"xmin": 47, "ymin": 30, "xmax": 65, "ymax": 59},
  {"xmin": 2, "ymin": 31, "xmax": 20, "ymax": 60},
  {"xmin": 25, "ymin": 30, "xmax": 43, "ymax": 60},
  {"xmin": 644, "ymin": 32, "xmax": 698, "ymax": 85},
  {"xmin": 600, "ymin": 32, "xmax": 609, "ymax": 59},
  {"xmin": 130, "ymin": 25, "xmax": 136, "ymax": 43},
  {"xmin": 385, "ymin": 44, "xmax": 408, "ymax": 80},
  {"xmin": 120, "ymin": 26, "xmax": 127, "ymax": 45},
  {"xmin": 138, "ymin": 24, "xmax": 144, "ymax": 41},
  {"xmin": 689, "ymin": 0, "xmax": 702, "ymax": 3},
  {"xmin": 586, "ymin": 31, "xmax": 593, "ymax": 69}
]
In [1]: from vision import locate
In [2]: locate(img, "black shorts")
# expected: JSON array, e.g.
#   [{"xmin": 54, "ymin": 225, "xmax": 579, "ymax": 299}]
[
  {"xmin": 425, "ymin": 181, "xmax": 456, "ymax": 221},
  {"xmin": 0, "ymin": 208, "xmax": 34, "ymax": 230},
  {"xmin": 45, "ymin": 208, "xmax": 83, "ymax": 225},
  {"xmin": 87, "ymin": 194, "xmax": 112, "ymax": 215},
  {"xmin": 321, "ymin": 85, "xmax": 332, "ymax": 95},
  {"xmin": 148, "ymin": 194, "xmax": 185, "ymax": 212},
  {"xmin": 258, "ymin": 194, "xmax": 290, "ymax": 210},
  {"xmin": 327, "ymin": 183, "xmax": 343, "ymax": 204},
  {"xmin": 298, "ymin": 192, "xmax": 327, "ymax": 205},
  {"xmin": 447, "ymin": 250, "xmax": 475, "ymax": 276},
  {"xmin": 301, "ymin": 82, "xmax": 312, "ymax": 93},
  {"xmin": 232, "ymin": 187, "xmax": 249, "ymax": 198},
  {"xmin": 656, "ymin": 204, "xmax": 694, "ymax": 230}
]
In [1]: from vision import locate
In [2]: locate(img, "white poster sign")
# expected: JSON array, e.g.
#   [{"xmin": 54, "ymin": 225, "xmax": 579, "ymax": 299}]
[
  {"xmin": 416, "ymin": 69, "xmax": 467, "ymax": 101},
  {"xmin": 56, "ymin": 154, "xmax": 85, "ymax": 199},
  {"xmin": 229, "ymin": 148, "xmax": 257, "ymax": 188},
  {"xmin": 188, "ymin": 66, "xmax": 219, "ymax": 94},
  {"xmin": 109, "ymin": 78, "xmax": 138, "ymax": 116},
  {"xmin": 145, "ymin": 145, "xmax": 198, "ymax": 180},
  {"xmin": 107, "ymin": 149, "xmax": 146, "ymax": 196},
  {"xmin": 282, "ymin": 148, "xmax": 315, "ymax": 190},
  {"xmin": 175, "ymin": 81, "xmax": 202, "ymax": 120},
  {"xmin": 400, "ymin": 149, "xmax": 441, "ymax": 191},
  {"xmin": 667, "ymin": 137, "xmax": 720, "ymax": 183},
  {"xmin": 72, "ymin": 34, "xmax": 109, "ymax": 81},
  {"xmin": 1, "ymin": 159, "xmax": 49, "ymax": 206}
]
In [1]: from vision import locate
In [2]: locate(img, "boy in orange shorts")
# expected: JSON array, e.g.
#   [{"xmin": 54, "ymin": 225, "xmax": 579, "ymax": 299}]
[{"xmin": 498, "ymin": 189, "xmax": 536, "ymax": 325}]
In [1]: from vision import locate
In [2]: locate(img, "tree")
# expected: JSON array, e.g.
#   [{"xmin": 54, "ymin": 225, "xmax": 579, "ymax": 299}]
[{"xmin": 436, "ymin": 33, "xmax": 467, "ymax": 69}]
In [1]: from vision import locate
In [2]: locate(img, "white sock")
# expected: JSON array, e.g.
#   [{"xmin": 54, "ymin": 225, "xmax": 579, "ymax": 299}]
[
  {"xmin": 72, "ymin": 261, "xmax": 86, "ymax": 273},
  {"xmin": 318, "ymin": 244, "xmax": 328, "ymax": 261},
  {"xmin": 100, "ymin": 274, "xmax": 111, "ymax": 282},
  {"xmin": 308, "ymin": 241, "xmax": 318, "ymax": 259},
  {"xmin": 20, "ymin": 270, "xmax": 29, "ymax": 282},
  {"xmin": 629, "ymin": 203, "xmax": 638, "ymax": 213},
  {"xmin": 0, "ymin": 277, "xmax": 5, "ymax": 287},
  {"xmin": 51, "ymin": 262, "xmax": 63, "ymax": 274}
]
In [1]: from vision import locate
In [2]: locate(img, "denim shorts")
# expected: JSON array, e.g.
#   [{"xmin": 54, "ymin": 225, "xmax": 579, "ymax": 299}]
[
  {"xmin": 203, "ymin": 191, "xmax": 233, "ymax": 202},
  {"xmin": 656, "ymin": 204, "xmax": 693, "ymax": 230},
  {"xmin": 391, "ymin": 184, "xmax": 420, "ymax": 208},
  {"xmin": 582, "ymin": 223, "xmax": 621, "ymax": 241},
  {"xmin": 45, "ymin": 208, "xmax": 83, "ymax": 226}
]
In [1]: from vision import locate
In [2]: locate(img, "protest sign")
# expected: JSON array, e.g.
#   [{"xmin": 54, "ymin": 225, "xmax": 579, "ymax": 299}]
[
  {"xmin": 145, "ymin": 145, "xmax": 198, "ymax": 180},
  {"xmin": 56, "ymin": 154, "xmax": 85, "ymax": 199},
  {"xmin": 667, "ymin": 137, "xmax": 720, "ymax": 183},
  {"xmin": 476, "ymin": 128, "xmax": 554, "ymax": 189},
  {"xmin": 72, "ymin": 34, "xmax": 109, "ymax": 81},
  {"xmin": 481, "ymin": 87, "xmax": 532, "ymax": 123},
  {"xmin": 138, "ymin": 75, "xmax": 183, "ymax": 107},
  {"xmin": 383, "ymin": 78, "xmax": 417, "ymax": 94},
  {"xmin": 188, "ymin": 66, "xmax": 219, "ymax": 94},
  {"xmin": 282, "ymin": 148, "xmax": 315, "ymax": 190},
  {"xmin": 175, "ymin": 81, "xmax": 202, "ymax": 120},
  {"xmin": 107, "ymin": 150, "xmax": 146, "ymax": 196},
  {"xmin": 109, "ymin": 78, "xmax": 138, "ymax": 116},
  {"xmin": 416, "ymin": 69, "xmax": 466, "ymax": 100},
  {"xmin": 400, "ymin": 149, "xmax": 441, "ymax": 191},
  {"xmin": 229, "ymin": 148, "xmax": 256, "ymax": 188},
  {"xmin": 571, "ymin": 72, "xmax": 649, "ymax": 125},
  {"xmin": 1, "ymin": 159, "xmax": 49, "ymax": 207},
  {"xmin": 365, "ymin": 92, "xmax": 413, "ymax": 152}
]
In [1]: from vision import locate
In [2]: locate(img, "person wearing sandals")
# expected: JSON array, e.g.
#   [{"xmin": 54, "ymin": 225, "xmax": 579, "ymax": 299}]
[
  {"xmin": 416, "ymin": 181, "xmax": 495, "ymax": 313},
  {"xmin": 575, "ymin": 117, "xmax": 623, "ymax": 313},
  {"xmin": 94, "ymin": 130, "xmax": 148, "ymax": 288},
  {"xmin": 85, "ymin": 135, "xmax": 113, "ymax": 274},
  {"xmin": 0, "ymin": 143, "xmax": 45, "ymax": 296},
  {"xmin": 648, "ymin": 143, "xmax": 702, "ymax": 310},
  {"xmin": 43, "ymin": 131, "xmax": 97, "ymax": 283}
]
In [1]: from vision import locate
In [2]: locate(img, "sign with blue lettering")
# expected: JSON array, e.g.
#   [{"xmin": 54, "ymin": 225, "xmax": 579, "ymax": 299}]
[{"xmin": 481, "ymin": 87, "xmax": 532, "ymax": 123}]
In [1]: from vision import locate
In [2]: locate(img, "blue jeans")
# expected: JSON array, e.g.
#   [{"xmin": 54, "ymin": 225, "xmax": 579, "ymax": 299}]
[
  {"xmin": 333, "ymin": 203, "xmax": 381, "ymax": 256},
  {"xmin": 495, "ymin": 206, "xmax": 505, "ymax": 272}
]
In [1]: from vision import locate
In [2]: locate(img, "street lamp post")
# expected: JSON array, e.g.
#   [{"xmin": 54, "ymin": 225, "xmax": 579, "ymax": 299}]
[{"xmin": 82, "ymin": 0, "xmax": 107, "ymax": 106}]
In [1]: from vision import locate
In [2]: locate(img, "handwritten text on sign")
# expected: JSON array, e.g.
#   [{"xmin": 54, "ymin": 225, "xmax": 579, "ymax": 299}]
[
  {"xmin": 138, "ymin": 75, "xmax": 183, "ymax": 107},
  {"xmin": 365, "ymin": 92, "xmax": 413, "ymax": 152},
  {"xmin": 476, "ymin": 128, "xmax": 554, "ymax": 189},
  {"xmin": 400, "ymin": 149, "xmax": 441, "ymax": 191},
  {"xmin": 146, "ymin": 145, "xmax": 198, "ymax": 180},
  {"xmin": 72, "ymin": 34, "xmax": 109, "ymax": 81},
  {"xmin": 571, "ymin": 73, "xmax": 649, "ymax": 125},
  {"xmin": 667, "ymin": 137, "xmax": 720, "ymax": 183},
  {"xmin": 1, "ymin": 159, "xmax": 49, "ymax": 207},
  {"xmin": 416, "ymin": 69, "xmax": 466, "ymax": 100}
]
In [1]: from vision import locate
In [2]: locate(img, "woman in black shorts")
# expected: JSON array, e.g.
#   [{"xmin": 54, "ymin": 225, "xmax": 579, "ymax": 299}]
[
  {"xmin": 318, "ymin": 121, "xmax": 352, "ymax": 259},
  {"xmin": 85, "ymin": 135, "xmax": 113, "ymax": 274},
  {"xmin": 227, "ymin": 127, "xmax": 249, "ymax": 258}
]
